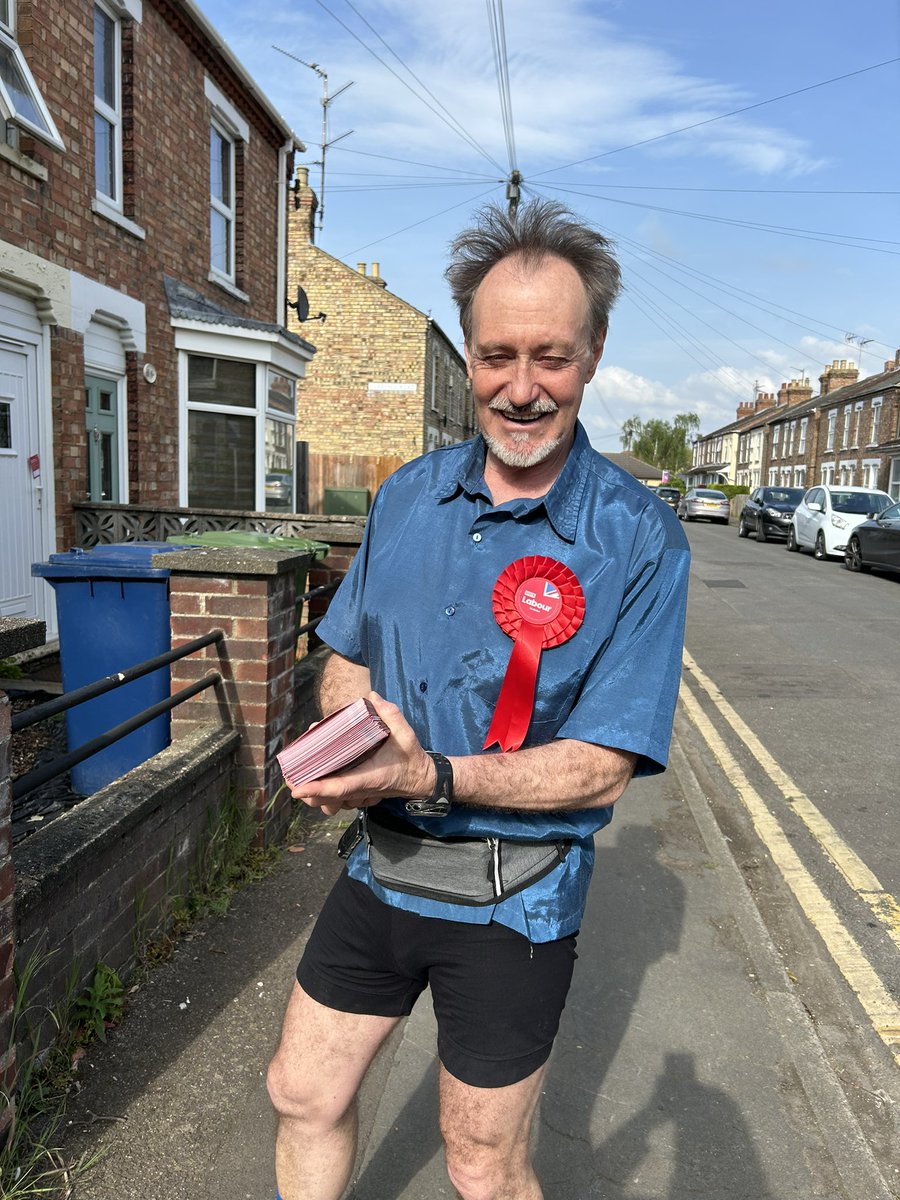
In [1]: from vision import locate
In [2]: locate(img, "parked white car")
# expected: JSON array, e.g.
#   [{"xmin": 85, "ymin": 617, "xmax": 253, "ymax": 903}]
[{"xmin": 787, "ymin": 485, "xmax": 893, "ymax": 560}]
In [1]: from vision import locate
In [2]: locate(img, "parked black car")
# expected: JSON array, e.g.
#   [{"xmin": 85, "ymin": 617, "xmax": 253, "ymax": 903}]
[
  {"xmin": 738, "ymin": 486, "xmax": 805, "ymax": 542},
  {"xmin": 844, "ymin": 500, "xmax": 900, "ymax": 575},
  {"xmin": 655, "ymin": 486, "xmax": 682, "ymax": 510}
]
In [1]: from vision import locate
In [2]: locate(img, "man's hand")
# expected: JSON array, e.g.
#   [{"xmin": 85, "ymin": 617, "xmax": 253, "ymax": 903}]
[{"xmin": 291, "ymin": 692, "xmax": 434, "ymax": 818}]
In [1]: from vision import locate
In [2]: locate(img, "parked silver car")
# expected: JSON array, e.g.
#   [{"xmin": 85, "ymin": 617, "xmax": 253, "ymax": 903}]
[{"xmin": 677, "ymin": 488, "xmax": 730, "ymax": 524}]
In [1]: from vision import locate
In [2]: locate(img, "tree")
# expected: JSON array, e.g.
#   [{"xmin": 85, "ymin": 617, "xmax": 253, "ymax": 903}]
[
  {"xmin": 624, "ymin": 412, "xmax": 699, "ymax": 473},
  {"xmin": 620, "ymin": 415, "xmax": 643, "ymax": 451}
]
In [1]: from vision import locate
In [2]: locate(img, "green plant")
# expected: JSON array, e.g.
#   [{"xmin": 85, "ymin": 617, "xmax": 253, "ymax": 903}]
[
  {"xmin": 0, "ymin": 658, "xmax": 26, "ymax": 680},
  {"xmin": 72, "ymin": 966, "xmax": 124, "ymax": 1044},
  {"xmin": 0, "ymin": 949, "xmax": 98, "ymax": 1198}
]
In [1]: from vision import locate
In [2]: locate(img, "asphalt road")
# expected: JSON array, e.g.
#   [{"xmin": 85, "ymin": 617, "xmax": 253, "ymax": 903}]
[{"xmin": 676, "ymin": 513, "xmax": 899, "ymax": 1076}]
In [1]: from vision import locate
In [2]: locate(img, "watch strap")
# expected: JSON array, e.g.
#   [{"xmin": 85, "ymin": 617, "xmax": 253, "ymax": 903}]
[{"xmin": 405, "ymin": 751, "xmax": 452, "ymax": 817}]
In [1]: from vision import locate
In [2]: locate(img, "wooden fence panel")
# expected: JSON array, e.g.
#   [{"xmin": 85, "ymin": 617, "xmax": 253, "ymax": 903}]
[{"xmin": 306, "ymin": 453, "xmax": 405, "ymax": 513}]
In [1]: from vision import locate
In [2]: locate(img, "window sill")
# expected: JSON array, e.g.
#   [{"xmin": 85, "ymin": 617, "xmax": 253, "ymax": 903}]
[
  {"xmin": 208, "ymin": 272, "xmax": 250, "ymax": 303},
  {"xmin": 0, "ymin": 141, "xmax": 48, "ymax": 181},
  {"xmin": 92, "ymin": 198, "xmax": 146, "ymax": 240}
]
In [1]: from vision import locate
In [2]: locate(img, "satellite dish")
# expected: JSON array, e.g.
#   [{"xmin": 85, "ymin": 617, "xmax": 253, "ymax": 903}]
[
  {"xmin": 290, "ymin": 286, "xmax": 310, "ymax": 322},
  {"xmin": 286, "ymin": 285, "xmax": 326, "ymax": 324}
]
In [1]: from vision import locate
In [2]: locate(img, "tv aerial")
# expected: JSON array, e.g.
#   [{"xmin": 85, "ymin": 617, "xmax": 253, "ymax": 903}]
[{"xmin": 274, "ymin": 46, "xmax": 354, "ymax": 232}]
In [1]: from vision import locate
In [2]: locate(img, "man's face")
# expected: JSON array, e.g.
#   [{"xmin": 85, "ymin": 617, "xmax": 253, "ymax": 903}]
[{"xmin": 465, "ymin": 253, "xmax": 605, "ymax": 472}]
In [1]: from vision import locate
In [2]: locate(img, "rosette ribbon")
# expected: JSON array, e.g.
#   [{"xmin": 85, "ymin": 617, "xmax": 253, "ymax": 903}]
[{"xmin": 484, "ymin": 556, "xmax": 585, "ymax": 753}]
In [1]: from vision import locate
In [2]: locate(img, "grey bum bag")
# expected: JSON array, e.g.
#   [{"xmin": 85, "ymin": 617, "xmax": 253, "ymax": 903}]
[{"xmin": 349, "ymin": 807, "xmax": 572, "ymax": 906}]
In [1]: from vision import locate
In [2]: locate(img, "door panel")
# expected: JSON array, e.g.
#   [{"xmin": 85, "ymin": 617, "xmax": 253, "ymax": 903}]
[{"xmin": 0, "ymin": 340, "xmax": 45, "ymax": 618}]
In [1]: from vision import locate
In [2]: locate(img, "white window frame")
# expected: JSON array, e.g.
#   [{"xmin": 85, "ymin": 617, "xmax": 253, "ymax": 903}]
[
  {"xmin": 93, "ymin": 0, "xmax": 122, "ymax": 207},
  {"xmin": 841, "ymin": 404, "xmax": 851, "ymax": 449},
  {"xmin": 861, "ymin": 459, "xmax": 881, "ymax": 490},
  {"xmin": 838, "ymin": 459, "xmax": 855, "ymax": 486},
  {"xmin": 205, "ymin": 77, "xmax": 249, "ymax": 290},
  {"xmin": 869, "ymin": 399, "xmax": 882, "ymax": 445},
  {"xmin": 771, "ymin": 424, "xmax": 781, "ymax": 458},
  {"xmin": 852, "ymin": 401, "xmax": 863, "ymax": 448},
  {"xmin": 821, "ymin": 462, "xmax": 835, "ymax": 486},
  {"xmin": 173, "ymin": 320, "xmax": 310, "ymax": 510},
  {"xmin": 889, "ymin": 456, "xmax": 900, "ymax": 501},
  {"xmin": 794, "ymin": 465, "xmax": 806, "ymax": 488},
  {"xmin": 826, "ymin": 410, "xmax": 836, "ymax": 451},
  {"xmin": 209, "ymin": 118, "xmax": 236, "ymax": 284},
  {"xmin": 767, "ymin": 467, "xmax": 778, "ymax": 486},
  {"xmin": 798, "ymin": 417, "xmax": 807, "ymax": 455},
  {"xmin": 0, "ymin": 0, "xmax": 65, "ymax": 150}
]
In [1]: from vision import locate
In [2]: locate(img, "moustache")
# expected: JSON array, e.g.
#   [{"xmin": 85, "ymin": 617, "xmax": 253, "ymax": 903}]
[{"xmin": 488, "ymin": 397, "xmax": 558, "ymax": 418}]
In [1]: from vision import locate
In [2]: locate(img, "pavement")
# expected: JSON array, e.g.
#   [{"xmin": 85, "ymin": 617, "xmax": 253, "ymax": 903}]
[{"xmin": 58, "ymin": 726, "xmax": 898, "ymax": 1200}]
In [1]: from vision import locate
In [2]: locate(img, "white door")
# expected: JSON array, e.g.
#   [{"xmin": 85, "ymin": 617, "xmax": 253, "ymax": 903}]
[{"xmin": 0, "ymin": 339, "xmax": 51, "ymax": 624}]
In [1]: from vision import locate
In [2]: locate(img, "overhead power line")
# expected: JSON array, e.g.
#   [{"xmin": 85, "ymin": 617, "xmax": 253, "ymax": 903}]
[
  {"xmin": 532, "ymin": 55, "xmax": 900, "ymax": 178},
  {"xmin": 306, "ymin": 0, "xmax": 506, "ymax": 174},
  {"xmin": 340, "ymin": 186, "xmax": 499, "ymax": 258}
]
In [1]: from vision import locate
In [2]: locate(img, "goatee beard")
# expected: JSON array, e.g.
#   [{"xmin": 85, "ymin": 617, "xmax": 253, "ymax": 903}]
[{"xmin": 482, "ymin": 430, "xmax": 563, "ymax": 469}]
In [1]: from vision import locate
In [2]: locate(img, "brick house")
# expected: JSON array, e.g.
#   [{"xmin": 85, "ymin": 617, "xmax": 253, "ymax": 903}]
[
  {"xmin": 688, "ymin": 379, "xmax": 813, "ymax": 487},
  {"xmin": 763, "ymin": 356, "xmax": 900, "ymax": 497},
  {"xmin": 286, "ymin": 168, "xmax": 473, "ymax": 510},
  {"xmin": 0, "ymin": 0, "xmax": 314, "ymax": 634}
]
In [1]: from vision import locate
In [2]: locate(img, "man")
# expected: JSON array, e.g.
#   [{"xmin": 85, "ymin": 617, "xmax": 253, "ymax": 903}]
[{"xmin": 267, "ymin": 200, "xmax": 690, "ymax": 1200}]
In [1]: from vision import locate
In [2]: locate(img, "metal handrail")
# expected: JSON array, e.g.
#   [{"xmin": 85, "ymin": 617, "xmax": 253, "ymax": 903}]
[
  {"xmin": 11, "ymin": 630, "xmax": 224, "ymax": 733},
  {"xmin": 11, "ymin": 672, "xmax": 222, "ymax": 801}
]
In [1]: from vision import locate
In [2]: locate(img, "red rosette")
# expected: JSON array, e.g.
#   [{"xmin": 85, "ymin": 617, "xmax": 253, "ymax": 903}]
[{"xmin": 484, "ymin": 556, "xmax": 584, "ymax": 753}]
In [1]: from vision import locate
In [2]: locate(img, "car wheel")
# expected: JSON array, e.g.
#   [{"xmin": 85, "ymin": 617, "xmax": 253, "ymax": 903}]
[
  {"xmin": 738, "ymin": 518, "xmax": 749, "ymax": 537},
  {"xmin": 719, "ymin": 518, "xmax": 729, "ymax": 525},
  {"xmin": 756, "ymin": 522, "xmax": 767, "ymax": 543},
  {"xmin": 814, "ymin": 532, "xmax": 828, "ymax": 560},
  {"xmin": 845, "ymin": 536, "xmax": 870, "ymax": 573},
  {"xmin": 786, "ymin": 525, "xmax": 799, "ymax": 552}
]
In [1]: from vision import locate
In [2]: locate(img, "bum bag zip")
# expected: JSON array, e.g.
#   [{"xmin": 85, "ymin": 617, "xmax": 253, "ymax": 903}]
[{"xmin": 489, "ymin": 837, "xmax": 502, "ymax": 897}]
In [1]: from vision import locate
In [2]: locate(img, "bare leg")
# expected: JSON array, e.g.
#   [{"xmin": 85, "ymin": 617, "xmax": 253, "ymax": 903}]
[
  {"xmin": 267, "ymin": 981, "xmax": 400, "ymax": 1200},
  {"xmin": 439, "ymin": 1061, "xmax": 547, "ymax": 1200}
]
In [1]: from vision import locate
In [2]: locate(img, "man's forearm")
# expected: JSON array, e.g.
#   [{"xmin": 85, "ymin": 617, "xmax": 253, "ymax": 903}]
[
  {"xmin": 316, "ymin": 650, "xmax": 372, "ymax": 717},
  {"xmin": 449, "ymin": 739, "xmax": 636, "ymax": 813}
]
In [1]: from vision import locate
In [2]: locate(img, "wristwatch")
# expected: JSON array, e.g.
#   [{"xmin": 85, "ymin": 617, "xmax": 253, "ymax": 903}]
[{"xmin": 405, "ymin": 751, "xmax": 452, "ymax": 817}]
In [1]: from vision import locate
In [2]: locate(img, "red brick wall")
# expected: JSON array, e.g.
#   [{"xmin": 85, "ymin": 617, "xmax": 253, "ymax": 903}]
[
  {"xmin": 0, "ymin": 695, "xmax": 14, "ymax": 1143},
  {"xmin": 2, "ymin": 0, "xmax": 291, "ymax": 543}
]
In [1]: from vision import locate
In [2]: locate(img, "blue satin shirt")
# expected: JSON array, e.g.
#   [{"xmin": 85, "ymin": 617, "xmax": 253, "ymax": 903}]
[{"xmin": 316, "ymin": 422, "xmax": 690, "ymax": 941}]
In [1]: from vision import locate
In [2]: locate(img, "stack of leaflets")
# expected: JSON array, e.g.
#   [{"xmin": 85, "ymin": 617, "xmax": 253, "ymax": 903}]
[{"xmin": 277, "ymin": 697, "xmax": 390, "ymax": 787}]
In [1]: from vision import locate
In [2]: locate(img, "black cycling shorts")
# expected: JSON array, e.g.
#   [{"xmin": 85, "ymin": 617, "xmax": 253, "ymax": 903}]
[{"xmin": 297, "ymin": 869, "xmax": 578, "ymax": 1089}]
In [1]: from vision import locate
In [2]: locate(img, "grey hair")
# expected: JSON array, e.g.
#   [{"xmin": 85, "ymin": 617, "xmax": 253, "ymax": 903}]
[{"xmin": 445, "ymin": 199, "xmax": 621, "ymax": 346}]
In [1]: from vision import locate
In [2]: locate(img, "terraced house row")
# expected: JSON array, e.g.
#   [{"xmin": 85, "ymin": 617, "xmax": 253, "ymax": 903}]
[{"xmin": 686, "ymin": 354, "xmax": 900, "ymax": 500}]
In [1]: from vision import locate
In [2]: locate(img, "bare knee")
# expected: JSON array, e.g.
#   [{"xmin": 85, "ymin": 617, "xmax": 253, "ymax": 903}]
[
  {"xmin": 444, "ymin": 1133, "xmax": 534, "ymax": 1200},
  {"xmin": 267, "ymin": 1048, "xmax": 355, "ymax": 1131}
]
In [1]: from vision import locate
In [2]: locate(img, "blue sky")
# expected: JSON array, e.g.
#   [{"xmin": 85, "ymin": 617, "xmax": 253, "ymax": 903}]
[{"xmin": 198, "ymin": 0, "xmax": 900, "ymax": 449}]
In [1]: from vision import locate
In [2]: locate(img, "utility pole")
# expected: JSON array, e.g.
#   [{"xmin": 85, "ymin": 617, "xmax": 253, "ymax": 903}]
[
  {"xmin": 506, "ymin": 170, "xmax": 522, "ymax": 218},
  {"xmin": 273, "ymin": 47, "xmax": 353, "ymax": 232}
]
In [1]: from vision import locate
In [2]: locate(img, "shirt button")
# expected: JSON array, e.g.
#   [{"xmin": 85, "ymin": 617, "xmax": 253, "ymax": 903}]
[
  {"xmin": 445, "ymin": 605, "xmax": 455, "ymax": 616},
  {"xmin": 472, "ymin": 532, "xmax": 482, "ymax": 543}
]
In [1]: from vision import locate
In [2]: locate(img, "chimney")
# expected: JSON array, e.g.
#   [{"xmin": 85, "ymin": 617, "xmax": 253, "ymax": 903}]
[
  {"xmin": 885, "ymin": 349, "xmax": 900, "ymax": 373},
  {"xmin": 754, "ymin": 391, "xmax": 775, "ymax": 412},
  {"xmin": 356, "ymin": 262, "xmax": 367, "ymax": 275},
  {"xmin": 819, "ymin": 358, "xmax": 859, "ymax": 395},
  {"xmin": 290, "ymin": 166, "xmax": 318, "ymax": 245},
  {"xmin": 777, "ymin": 378, "xmax": 814, "ymax": 407},
  {"xmin": 370, "ymin": 261, "xmax": 387, "ymax": 288}
]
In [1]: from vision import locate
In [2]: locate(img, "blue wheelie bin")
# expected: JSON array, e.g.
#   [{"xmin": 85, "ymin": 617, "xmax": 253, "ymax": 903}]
[{"xmin": 32, "ymin": 542, "xmax": 196, "ymax": 795}]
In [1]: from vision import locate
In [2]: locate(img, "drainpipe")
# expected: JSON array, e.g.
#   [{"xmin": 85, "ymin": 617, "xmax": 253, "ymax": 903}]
[{"xmin": 277, "ymin": 140, "xmax": 294, "ymax": 324}]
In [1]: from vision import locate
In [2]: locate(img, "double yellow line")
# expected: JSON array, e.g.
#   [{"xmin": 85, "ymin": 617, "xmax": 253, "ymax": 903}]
[{"xmin": 679, "ymin": 648, "xmax": 900, "ymax": 1064}]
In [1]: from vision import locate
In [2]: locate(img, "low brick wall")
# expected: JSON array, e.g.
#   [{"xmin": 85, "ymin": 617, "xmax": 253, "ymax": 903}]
[{"xmin": 14, "ymin": 723, "xmax": 240, "ymax": 1021}]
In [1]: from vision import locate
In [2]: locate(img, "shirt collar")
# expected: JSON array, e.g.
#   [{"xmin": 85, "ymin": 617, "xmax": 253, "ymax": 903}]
[{"xmin": 432, "ymin": 421, "xmax": 592, "ymax": 543}]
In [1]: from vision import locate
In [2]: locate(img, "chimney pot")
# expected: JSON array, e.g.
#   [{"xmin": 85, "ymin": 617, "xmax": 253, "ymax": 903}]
[
  {"xmin": 357, "ymin": 262, "xmax": 367, "ymax": 275},
  {"xmin": 297, "ymin": 166, "xmax": 309, "ymax": 186}
]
